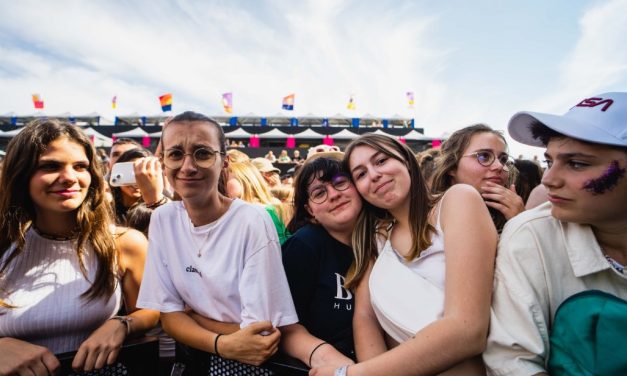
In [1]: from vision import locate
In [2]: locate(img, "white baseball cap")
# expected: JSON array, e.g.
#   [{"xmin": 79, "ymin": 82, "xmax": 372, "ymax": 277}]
[{"xmin": 508, "ymin": 92, "xmax": 627, "ymax": 147}]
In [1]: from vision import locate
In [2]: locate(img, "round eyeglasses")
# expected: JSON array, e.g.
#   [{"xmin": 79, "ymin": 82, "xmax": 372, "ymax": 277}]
[
  {"xmin": 161, "ymin": 148, "xmax": 224, "ymax": 169},
  {"xmin": 463, "ymin": 150, "xmax": 515, "ymax": 171},
  {"xmin": 308, "ymin": 174, "xmax": 351, "ymax": 204}
]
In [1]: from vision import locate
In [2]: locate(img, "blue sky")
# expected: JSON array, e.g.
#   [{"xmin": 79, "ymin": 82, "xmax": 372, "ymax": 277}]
[{"xmin": 1, "ymin": 0, "xmax": 626, "ymax": 157}]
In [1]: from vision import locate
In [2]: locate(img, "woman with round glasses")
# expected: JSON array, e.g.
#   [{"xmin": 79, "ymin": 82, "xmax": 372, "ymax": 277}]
[
  {"xmin": 136, "ymin": 111, "xmax": 298, "ymax": 370},
  {"xmin": 431, "ymin": 123, "xmax": 524, "ymax": 231},
  {"xmin": 280, "ymin": 154, "xmax": 362, "ymax": 369}
]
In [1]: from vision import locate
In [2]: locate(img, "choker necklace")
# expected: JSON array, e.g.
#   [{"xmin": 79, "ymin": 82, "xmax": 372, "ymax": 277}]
[{"xmin": 32, "ymin": 226, "xmax": 79, "ymax": 241}]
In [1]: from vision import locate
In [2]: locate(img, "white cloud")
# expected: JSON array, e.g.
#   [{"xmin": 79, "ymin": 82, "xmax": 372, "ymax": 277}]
[{"xmin": 0, "ymin": 0, "xmax": 625, "ymax": 159}]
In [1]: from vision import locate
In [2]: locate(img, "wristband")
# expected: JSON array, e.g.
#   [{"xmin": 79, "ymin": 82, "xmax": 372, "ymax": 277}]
[
  {"xmin": 146, "ymin": 196, "xmax": 168, "ymax": 209},
  {"xmin": 109, "ymin": 315, "xmax": 132, "ymax": 336},
  {"xmin": 214, "ymin": 334, "xmax": 223, "ymax": 357},
  {"xmin": 308, "ymin": 342, "xmax": 328, "ymax": 368},
  {"xmin": 334, "ymin": 365, "xmax": 349, "ymax": 376}
]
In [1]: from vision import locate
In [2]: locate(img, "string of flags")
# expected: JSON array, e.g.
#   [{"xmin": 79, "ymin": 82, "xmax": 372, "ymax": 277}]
[{"xmin": 28, "ymin": 91, "xmax": 416, "ymax": 113}]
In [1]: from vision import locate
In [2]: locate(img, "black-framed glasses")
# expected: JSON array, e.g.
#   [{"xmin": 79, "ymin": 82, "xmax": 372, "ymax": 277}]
[
  {"xmin": 308, "ymin": 174, "xmax": 351, "ymax": 204},
  {"xmin": 463, "ymin": 150, "xmax": 515, "ymax": 171},
  {"xmin": 161, "ymin": 148, "xmax": 224, "ymax": 169}
]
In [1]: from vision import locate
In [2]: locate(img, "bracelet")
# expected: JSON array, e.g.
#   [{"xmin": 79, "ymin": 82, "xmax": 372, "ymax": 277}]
[
  {"xmin": 308, "ymin": 342, "xmax": 328, "ymax": 368},
  {"xmin": 109, "ymin": 315, "xmax": 132, "ymax": 336},
  {"xmin": 146, "ymin": 196, "xmax": 168, "ymax": 209},
  {"xmin": 214, "ymin": 334, "xmax": 223, "ymax": 357},
  {"xmin": 334, "ymin": 365, "xmax": 349, "ymax": 376}
]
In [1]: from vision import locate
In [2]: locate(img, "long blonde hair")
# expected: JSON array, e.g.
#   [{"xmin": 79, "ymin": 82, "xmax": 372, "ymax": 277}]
[
  {"xmin": 0, "ymin": 119, "xmax": 117, "ymax": 308},
  {"xmin": 342, "ymin": 134, "xmax": 436, "ymax": 289},
  {"xmin": 228, "ymin": 161, "xmax": 277, "ymax": 205}
]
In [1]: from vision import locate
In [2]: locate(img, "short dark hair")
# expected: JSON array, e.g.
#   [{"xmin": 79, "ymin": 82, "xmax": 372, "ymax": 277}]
[
  {"xmin": 529, "ymin": 121, "xmax": 566, "ymax": 146},
  {"xmin": 116, "ymin": 147, "xmax": 152, "ymax": 163},
  {"xmin": 287, "ymin": 157, "xmax": 344, "ymax": 233},
  {"xmin": 112, "ymin": 137, "xmax": 141, "ymax": 147}
]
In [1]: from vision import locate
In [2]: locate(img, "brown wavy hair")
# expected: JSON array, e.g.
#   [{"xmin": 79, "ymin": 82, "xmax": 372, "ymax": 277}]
[
  {"xmin": 430, "ymin": 124, "xmax": 516, "ymax": 231},
  {"xmin": 342, "ymin": 134, "xmax": 436, "ymax": 289},
  {"xmin": 0, "ymin": 119, "xmax": 117, "ymax": 308}
]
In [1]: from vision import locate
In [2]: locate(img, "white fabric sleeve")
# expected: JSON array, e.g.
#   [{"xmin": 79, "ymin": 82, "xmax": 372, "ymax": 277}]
[
  {"xmin": 238, "ymin": 213, "xmax": 298, "ymax": 329},
  {"xmin": 483, "ymin": 225, "xmax": 550, "ymax": 376},
  {"xmin": 137, "ymin": 213, "xmax": 185, "ymax": 313}
]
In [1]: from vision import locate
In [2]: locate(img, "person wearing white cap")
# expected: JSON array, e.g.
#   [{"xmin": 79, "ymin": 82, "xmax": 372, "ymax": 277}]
[{"xmin": 484, "ymin": 92, "xmax": 627, "ymax": 375}]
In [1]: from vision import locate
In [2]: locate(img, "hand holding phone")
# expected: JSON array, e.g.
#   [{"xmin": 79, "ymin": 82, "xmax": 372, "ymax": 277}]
[{"xmin": 110, "ymin": 162, "xmax": 137, "ymax": 186}]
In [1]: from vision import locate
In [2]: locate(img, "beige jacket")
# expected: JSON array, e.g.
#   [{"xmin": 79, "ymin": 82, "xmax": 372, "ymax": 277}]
[{"xmin": 483, "ymin": 202, "xmax": 627, "ymax": 375}]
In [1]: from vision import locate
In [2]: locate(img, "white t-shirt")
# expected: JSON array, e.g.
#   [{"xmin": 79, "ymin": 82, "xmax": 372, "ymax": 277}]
[{"xmin": 137, "ymin": 199, "xmax": 298, "ymax": 329}]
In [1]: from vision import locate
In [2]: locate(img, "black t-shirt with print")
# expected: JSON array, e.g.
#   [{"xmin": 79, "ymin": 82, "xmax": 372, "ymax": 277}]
[{"xmin": 282, "ymin": 224, "xmax": 355, "ymax": 359}]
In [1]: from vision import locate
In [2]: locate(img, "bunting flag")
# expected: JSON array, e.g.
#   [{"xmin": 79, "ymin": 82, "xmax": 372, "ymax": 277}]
[
  {"xmin": 222, "ymin": 92, "xmax": 233, "ymax": 113},
  {"xmin": 159, "ymin": 93, "xmax": 173, "ymax": 112},
  {"xmin": 112, "ymin": 95, "xmax": 117, "ymax": 109},
  {"xmin": 282, "ymin": 94, "xmax": 295, "ymax": 111},
  {"xmin": 32, "ymin": 94, "xmax": 44, "ymax": 109},
  {"xmin": 347, "ymin": 94, "xmax": 356, "ymax": 110},
  {"xmin": 406, "ymin": 91, "xmax": 415, "ymax": 108}
]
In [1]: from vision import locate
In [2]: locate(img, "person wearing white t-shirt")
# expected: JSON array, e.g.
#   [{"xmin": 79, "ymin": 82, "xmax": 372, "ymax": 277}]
[{"xmin": 137, "ymin": 111, "xmax": 298, "ymax": 367}]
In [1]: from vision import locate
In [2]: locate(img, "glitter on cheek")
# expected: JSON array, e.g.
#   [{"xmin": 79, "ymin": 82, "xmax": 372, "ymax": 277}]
[{"xmin": 582, "ymin": 160, "xmax": 626, "ymax": 195}]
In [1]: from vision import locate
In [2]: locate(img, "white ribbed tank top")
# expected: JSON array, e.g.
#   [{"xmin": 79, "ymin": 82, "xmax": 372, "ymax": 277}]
[{"xmin": 0, "ymin": 229, "xmax": 121, "ymax": 354}]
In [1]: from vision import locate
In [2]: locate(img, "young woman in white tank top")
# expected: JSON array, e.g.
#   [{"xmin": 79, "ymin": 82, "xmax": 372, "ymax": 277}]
[
  {"xmin": 0, "ymin": 119, "xmax": 158, "ymax": 375},
  {"xmin": 310, "ymin": 134, "xmax": 497, "ymax": 376}
]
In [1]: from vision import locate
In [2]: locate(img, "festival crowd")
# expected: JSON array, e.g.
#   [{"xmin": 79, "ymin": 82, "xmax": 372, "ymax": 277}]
[{"xmin": 0, "ymin": 91, "xmax": 625, "ymax": 376}]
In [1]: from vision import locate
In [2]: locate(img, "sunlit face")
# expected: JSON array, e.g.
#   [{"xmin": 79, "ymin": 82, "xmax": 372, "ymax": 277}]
[
  {"xmin": 29, "ymin": 137, "xmax": 91, "ymax": 218},
  {"xmin": 305, "ymin": 172, "xmax": 362, "ymax": 233},
  {"xmin": 348, "ymin": 145, "xmax": 411, "ymax": 210},
  {"xmin": 161, "ymin": 121, "xmax": 225, "ymax": 204},
  {"xmin": 542, "ymin": 138, "xmax": 627, "ymax": 225},
  {"xmin": 450, "ymin": 132, "xmax": 510, "ymax": 192},
  {"xmin": 109, "ymin": 143, "xmax": 138, "ymax": 168}
]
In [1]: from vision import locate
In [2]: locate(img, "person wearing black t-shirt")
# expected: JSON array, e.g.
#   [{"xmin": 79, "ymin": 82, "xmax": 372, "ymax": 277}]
[{"xmin": 280, "ymin": 155, "xmax": 362, "ymax": 369}]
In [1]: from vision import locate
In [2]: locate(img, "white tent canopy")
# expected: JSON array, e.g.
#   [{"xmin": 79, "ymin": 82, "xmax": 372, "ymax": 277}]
[
  {"xmin": 257, "ymin": 128, "xmax": 289, "ymax": 138},
  {"xmin": 401, "ymin": 130, "xmax": 433, "ymax": 141},
  {"xmin": 224, "ymin": 128, "xmax": 253, "ymax": 138},
  {"xmin": 112, "ymin": 128, "xmax": 150, "ymax": 138},
  {"xmin": 81, "ymin": 127, "xmax": 113, "ymax": 147},
  {"xmin": 0, "ymin": 128, "xmax": 24, "ymax": 138},
  {"xmin": 292, "ymin": 128, "xmax": 325, "ymax": 139},
  {"xmin": 330, "ymin": 129, "xmax": 359, "ymax": 140}
]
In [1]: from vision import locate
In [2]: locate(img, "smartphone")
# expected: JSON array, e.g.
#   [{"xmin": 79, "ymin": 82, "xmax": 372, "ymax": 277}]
[{"xmin": 110, "ymin": 162, "xmax": 136, "ymax": 186}]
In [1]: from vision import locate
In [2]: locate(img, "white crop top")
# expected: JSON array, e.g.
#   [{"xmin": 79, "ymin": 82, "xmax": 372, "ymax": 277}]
[{"xmin": 369, "ymin": 202, "xmax": 446, "ymax": 343}]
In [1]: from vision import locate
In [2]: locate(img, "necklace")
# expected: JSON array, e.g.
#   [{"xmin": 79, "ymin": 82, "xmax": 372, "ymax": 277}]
[
  {"xmin": 188, "ymin": 220, "xmax": 214, "ymax": 258},
  {"xmin": 604, "ymin": 254, "xmax": 625, "ymax": 274},
  {"xmin": 32, "ymin": 226, "xmax": 79, "ymax": 241}
]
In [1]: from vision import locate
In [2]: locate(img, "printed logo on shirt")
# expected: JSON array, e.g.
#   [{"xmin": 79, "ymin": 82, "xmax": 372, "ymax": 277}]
[
  {"xmin": 333, "ymin": 273, "xmax": 353, "ymax": 311},
  {"xmin": 186, "ymin": 265, "xmax": 202, "ymax": 277}
]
